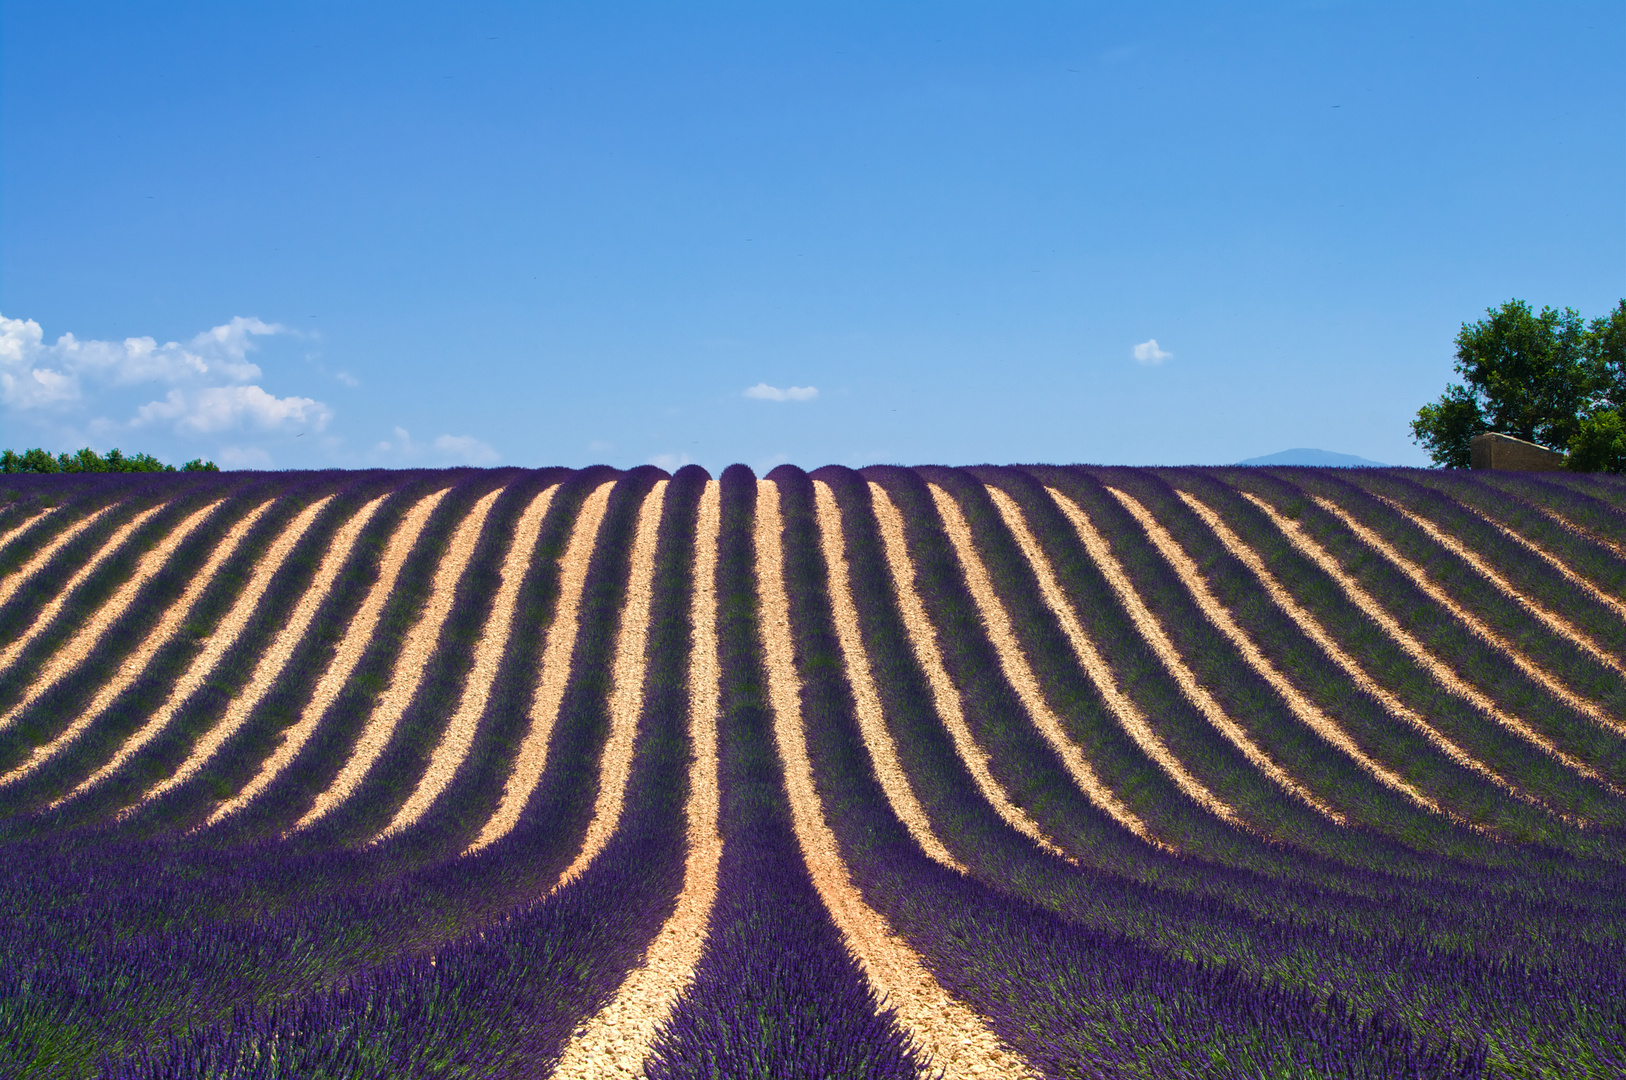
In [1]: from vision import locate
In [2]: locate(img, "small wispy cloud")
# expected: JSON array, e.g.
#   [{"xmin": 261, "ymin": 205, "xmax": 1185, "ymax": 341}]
[
  {"xmin": 648, "ymin": 451, "xmax": 693, "ymax": 472},
  {"xmin": 744, "ymin": 382, "xmax": 818, "ymax": 402},
  {"xmin": 1133, "ymin": 339, "xmax": 1172, "ymax": 365},
  {"xmin": 374, "ymin": 427, "xmax": 499, "ymax": 465}
]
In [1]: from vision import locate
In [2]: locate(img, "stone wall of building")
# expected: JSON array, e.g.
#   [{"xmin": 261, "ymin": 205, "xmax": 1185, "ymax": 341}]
[{"xmin": 1469, "ymin": 432, "xmax": 1566, "ymax": 471}]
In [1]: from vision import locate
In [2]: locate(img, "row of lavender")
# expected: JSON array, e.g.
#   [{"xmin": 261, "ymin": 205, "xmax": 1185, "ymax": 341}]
[{"xmin": 0, "ymin": 463, "xmax": 1621, "ymax": 1076}]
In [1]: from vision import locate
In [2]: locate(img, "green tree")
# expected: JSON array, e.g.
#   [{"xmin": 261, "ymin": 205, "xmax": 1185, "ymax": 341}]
[
  {"xmin": 1412, "ymin": 299, "xmax": 1595, "ymax": 468},
  {"xmin": 0, "ymin": 447, "xmax": 216, "ymax": 474},
  {"xmin": 1564, "ymin": 300, "xmax": 1626, "ymax": 472}
]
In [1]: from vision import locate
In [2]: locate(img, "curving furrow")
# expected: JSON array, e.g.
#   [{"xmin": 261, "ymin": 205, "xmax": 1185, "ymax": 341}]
[
  {"xmin": 0, "ymin": 503, "xmax": 169, "ymax": 685},
  {"xmin": 208, "ymin": 484, "xmax": 451, "ymax": 826},
  {"xmin": 370, "ymin": 483, "xmax": 560, "ymax": 841},
  {"xmin": 0, "ymin": 504, "xmax": 109, "ymax": 613},
  {"xmin": 1045, "ymin": 483, "xmax": 1346, "ymax": 822},
  {"xmin": 550, "ymin": 478, "xmax": 723, "ymax": 1079},
  {"xmin": 754, "ymin": 477, "xmax": 1029, "ymax": 1079},
  {"xmin": 0, "ymin": 498, "xmax": 265, "ymax": 788}
]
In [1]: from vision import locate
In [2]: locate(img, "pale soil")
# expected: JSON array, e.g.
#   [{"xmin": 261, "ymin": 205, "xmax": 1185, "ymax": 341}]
[
  {"xmin": 0, "ymin": 505, "xmax": 163, "ymax": 681},
  {"xmin": 1107, "ymin": 487, "xmax": 1451, "ymax": 822},
  {"xmin": 56, "ymin": 497, "xmax": 335, "ymax": 807},
  {"xmin": 0, "ymin": 509, "xmax": 54, "ymax": 561},
  {"xmin": 210, "ymin": 487, "xmax": 450, "ymax": 827},
  {"xmin": 1045, "ymin": 487, "xmax": 1347, "ymax": 824},
  {"xmin": 867, "ymin": 482, "xmax": 1071, "ymax": 860},
  {"xmin": 291, "ymin": 487, "xmax": 503, "ymax": 833},
  {"xmin": 144, "ymin": 496, "xmax": 386, "ymax": 808},
  {"xmin": 371, "ymin": 485, "xmax": 560, "ymax": 841},
  {"xmin": 1, "ymin": 499, "xmax": 232, "ymax": 734},
  {"xmin": 983, "ymin": 485, "xmax": 1244, "ymax": 829},
  {"xmin": 1371, "ymin": 493, "xmax": 1626, "ymax": 683},
  {"xmin": 1309, "ymin": 495, "xmax": 1626, "ymax": 741},
  {"xmin": 757, "ymin": 480, "xmax": 1036, "ymax": 1080},
  {"xmin": 549, "ymin": 481, "xmax": 723, "ymax": 1080},
  {"xmin": 1242, "ymin": 492, "xmax": 1622, "ymax": 792},
  {"xmin": 1178, "ymin": 490, "xmax": 1567, "ymax": 817},
  {"xmin": 812, "ymin": 480, "xmax": 965, "ymax": 871},
  {"xmin": 467, "ymin": 480, "xmax": 617, "ymax": 854},
  {"xmin": 927, "ymin": 483, "xmax": 1162, "ymax": 848},
  {"xmin": 1449, "ymin": 498, "xmax": 1626, "ymax": 623},
  {"xmin": 0, "ymin": 506, "xmax": 101, "ymax": 611},
  {"xmin": 1, "ymin": 498, "xmax": 266, "ymax": 786},
  {"xmin": 548, "ymin": 480, "xmax": 668, "ymax": 884}
]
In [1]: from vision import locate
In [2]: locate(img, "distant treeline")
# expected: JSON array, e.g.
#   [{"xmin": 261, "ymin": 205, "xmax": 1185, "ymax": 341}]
[{"xmin": 0, "ymin": 447, "xmax": 219, "ymax": 474}]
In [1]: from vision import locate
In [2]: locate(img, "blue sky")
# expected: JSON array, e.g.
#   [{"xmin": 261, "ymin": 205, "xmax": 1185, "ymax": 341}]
[{"xmin": 2, "ymin": 1, "xmax": 1621, "ymax": 471}]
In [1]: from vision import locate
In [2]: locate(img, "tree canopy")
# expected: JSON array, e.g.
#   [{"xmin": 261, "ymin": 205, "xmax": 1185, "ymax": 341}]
[
  {"xmin": 1411, "ymin": 299, "xmax": 1626, "ymax": 469},
  {"xmin": 0, "ymin": 447, "xmax": 219, "ymax": 474}
]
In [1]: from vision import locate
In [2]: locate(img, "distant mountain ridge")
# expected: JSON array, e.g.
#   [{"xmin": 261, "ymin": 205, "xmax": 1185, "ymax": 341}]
[{"xmin": 1236, "ymin": 448, "xmax": 1389, "ymax": 467}]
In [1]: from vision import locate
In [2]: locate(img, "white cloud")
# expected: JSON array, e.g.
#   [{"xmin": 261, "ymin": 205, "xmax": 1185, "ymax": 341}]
[
  {"xmin": 335, "ymin": 371, "xmax": 361, "ymax": 388},
  {"xmin": 217, "ymin": 445, "xmax": 274, "ymax": 469},
  {"xmin": 744, "ymin": 382, "xmax": 818, "ymax": 402},
  {"xmin": 135, "ymin": 385, "xmax": 332, "ymax": 435},
  {"xmin": 374, "ymin": 426, "xmax": 499, "ymax": 466},
  {"xmin": 649, "ymin": 451, "xmax": 692, "ymax": 471},
  {"xmin": 1133, "ymin": 338, "xmax": 1172, "ymax": 365},
  {"xmin": 433, "ymin": 433, "xmax": 500, "ymax": 465}
]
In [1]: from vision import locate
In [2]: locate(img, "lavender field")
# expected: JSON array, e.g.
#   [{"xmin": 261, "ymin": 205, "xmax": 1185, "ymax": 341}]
[{"xmin": 0, "ymin": 463, "xmax": 1622, "ymax": 1079}]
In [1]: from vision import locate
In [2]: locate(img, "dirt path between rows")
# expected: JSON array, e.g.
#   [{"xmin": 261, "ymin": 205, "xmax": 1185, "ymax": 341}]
[
  {"xmin": 1108, "ymin": 487, "xmax": 1451, "ymax": 823},
  {"xmin": 0, "ymin": 506, "xmax": 100, "ymax": 611},
  {"xmin": 292, "ymin": 487, "xmax": 503, "ymax": 833},
  {"xmin": 0, "ymin": 504, "xmax": 165, "ymax": 683},
  {"xmin": 210, "ymin": 487, "xmax": 449, "ymax": 827},
  {"xmin": 757, "ymin": 480, "xmax": 1035, "ymax": 1080},
  {"xmin": 468, "ymin": 479, "xmax": 617, "ymax": 854},
  {"xmin": 1178, "ymin": 489, "xmax": 1573, "ymax": 818},
  {"xmin": 549, "ymin": 481, "xmax": 723, "ymax": 1080},
  {"xmin": 0, "ymin": 509, "xmax": 54, "ymax": 562},
  {"xmin": 550, "ymin": 480, "xmax": 668, "ymax": 886},
  {"xmin": 1310, "ymin": 495, "xmax": 1626, "ymax": 742},
  {"xmin": 373, "ymin": 485, "xmax": 560, "ymax": 841},
  {"xmin": 1, "ymin": 499, "xmax": 232, "ymax": 736},
  {"xmin": 1046, "ymin": 487, "xmax": 1347, "ymax": 824},
  {"xmin": 58, "ymin": 497, "xmax": 334, "ymax": 808},
  {"xmin": 984, "ymin": 485, "xmax": 1243, "ymax": 829},
  {"xmin": 929, "ymin": 483, "xmax": 1162, "ymax": 848},
  {"xmin": 812, "ymin": 480, "xmax": 964, "ymax": 871},
  {"xmin": 147, "ymin": 494, "xmax": 389, "ymax": 810},
  {"xmin": 1240, "ymin": 491, "xmax": 1621, "ymax": 792},
  {"xmin": 1, "ymin": 499, "xmax": 265, "ymax": 787},
  {"xmin": 868, "ymin": 482, "xmax": 1072, "ymax": 860}
]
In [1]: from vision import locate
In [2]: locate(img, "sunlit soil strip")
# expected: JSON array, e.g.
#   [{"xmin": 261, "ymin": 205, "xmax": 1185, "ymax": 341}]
[
  {"xmin": 983, "ymin": 486, "xmax": 1244, "ymax": 829},
  {"xmin": 1178, "ymin": 490, "xmax": 1552, "ymax": 814},
  {"xmin": 812, "ymin": 480, "xmax": 965, "ymax": 871},
  {"xmin": 1372, "ymin": 493, "xmax": 1626, "ymax": 680},
  {"xmin": 0, "ymin": 506, "xmax": 101, "ymax": 609},
  {"xmin": 1, "ymin": 500, "xmax": 264, "ymax": 783},
  {"xmin": 291, "ymin": 487, "xmax": 503, "ymax": 833},
  {"xmin": 758, "ymin": 480, "xmax": 1033, "ymax": 1080},
  {"xmin": 1108, "ymin": 487, "xmax": 1452, "ymax": 821},
  {"xmin": 1445, "ymin": 499, "xmax": 1626, "ymax": 623},
  {"xmin": 1310, "ymin": 494, "xmax": 1626, "ymax": 741},
  {"xmin": 467, "ymin": 480, "xmax": 617, "ymax": 854},
  {"xmin": 141, "ymin": 495, "xmax": 390, "ymax": 810},
  {"xmin": 371, "ymin": 486, "xmax": 560, "ymax": 841},
  {"xmin": 0, "ymin": 509, "xmax": 53, "ymax": 561},
  {"xmin": 1241, "ymin": 492, "xmax": 1621, "ymax": 787},
  {"xmin": 1046, "ymin": 487, "xmax": 1347, "ymax": 823},
  {"xmin": 0, "ymin": 500, "xmax": 228, "ymax": 735},
  {"xmin": 927, "ymin": 483, "xmax": 1163, "ymax": 848},
  {"xmin": 0, "ymin": 505, "xmax": 161, "ymax": 680},
  {"xmin": 868, "ymin": 482, "xmax": 1071, "ymax": 860},
  {"xmin": 544, "ymin": 480, "xmax": 668, "ymax": 883},
  {"xmin": 549, "ymin": 481, "xmax": 723, "ymax": 1080},
  {"xmin": 55, "ymin": 498, "xmax": 335, "ymax": 805},
  {"xmin": 209, "ymin": 487, "xmax": 449, "ymax": 826}
]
